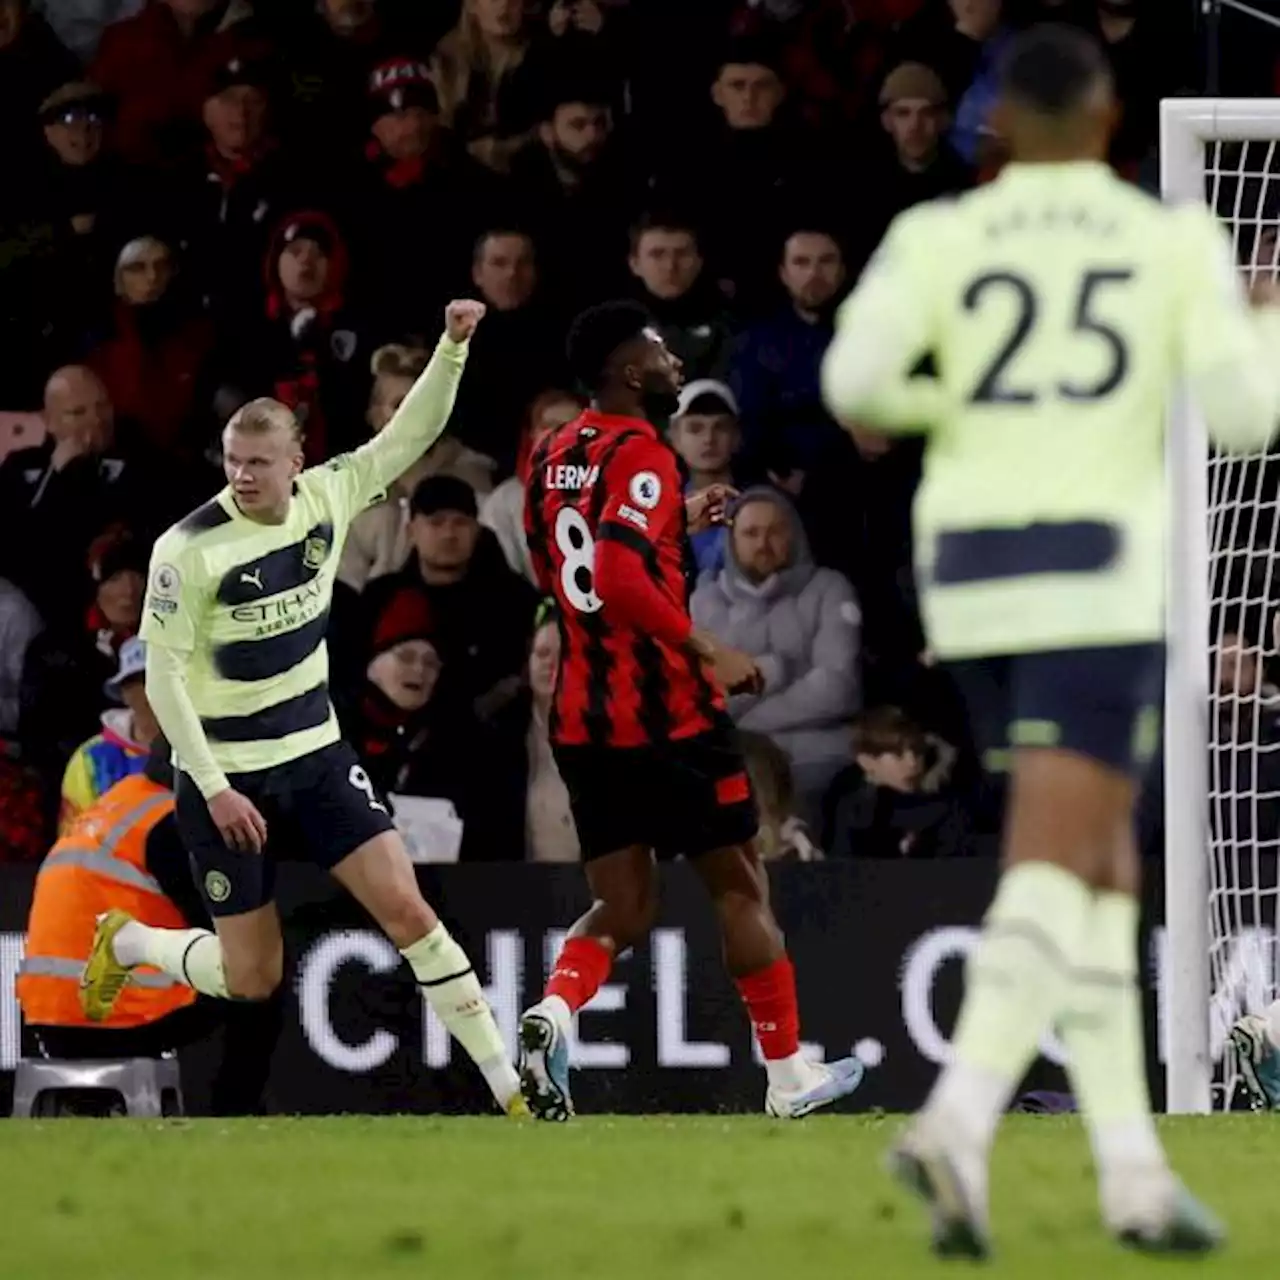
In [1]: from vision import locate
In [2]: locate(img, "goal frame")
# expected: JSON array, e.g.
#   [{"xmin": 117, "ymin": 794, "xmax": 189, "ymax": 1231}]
[{"xmin": 1161, "ymin": 98, "xmax": 1280, "ymax": 1114}]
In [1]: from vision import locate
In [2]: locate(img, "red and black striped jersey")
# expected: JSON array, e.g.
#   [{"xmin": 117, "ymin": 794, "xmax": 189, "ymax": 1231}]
[{"xmin": 524, "ymin": 409, "xmax": 726, "ymax": 748}]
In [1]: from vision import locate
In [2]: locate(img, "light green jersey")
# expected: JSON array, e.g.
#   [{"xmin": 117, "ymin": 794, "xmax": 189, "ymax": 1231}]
[
  {"xmin": 822, "ymin": 160, "xmax": 1280, "ymax": 659},
  {"xmin": 139, "ymin": 336, "xmax": 468, "ymax": 796}
]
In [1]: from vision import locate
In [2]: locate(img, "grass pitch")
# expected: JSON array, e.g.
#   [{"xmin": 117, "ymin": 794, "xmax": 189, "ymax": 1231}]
[{"xmin": 2, "ymin": 1114, "xmax": 1276, "ymax": 1279}]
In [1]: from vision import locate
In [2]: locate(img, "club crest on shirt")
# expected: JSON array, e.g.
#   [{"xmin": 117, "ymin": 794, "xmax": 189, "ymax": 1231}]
[{"xmin": 303, "ymin": 534, "xmax": 329, "ymax": 569}]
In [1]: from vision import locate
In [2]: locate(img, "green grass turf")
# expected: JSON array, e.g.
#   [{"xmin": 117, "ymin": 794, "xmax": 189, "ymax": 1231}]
[{"xmin": 2, "ymin": 1114, "xmax": 1277, "ymax": 1279}]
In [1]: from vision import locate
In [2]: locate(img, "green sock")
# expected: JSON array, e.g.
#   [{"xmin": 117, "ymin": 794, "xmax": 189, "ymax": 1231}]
[
  {"xmin": 929, "ymin": 861, "xmax": 1093, "ymax": 1146},
  {"xmin": 1059, "ymin": 892, "xmax": 1165, "ymax": 1173},
  {"xmin": 402, "ymin": 925, "xmax": 519, "ymax": 1107}
]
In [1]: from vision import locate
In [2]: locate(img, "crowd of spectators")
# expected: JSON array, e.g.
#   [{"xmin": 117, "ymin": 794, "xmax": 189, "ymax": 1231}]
[{"xmin": 0, "ymin": 0, "xmax": 1243, "ymax": 864}]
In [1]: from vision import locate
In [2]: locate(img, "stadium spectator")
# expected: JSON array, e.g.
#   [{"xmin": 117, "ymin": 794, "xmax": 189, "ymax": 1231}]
[
  {"xmin": 691, "ymin": 487, "xmax": 860, "ymax": 819},
  {"xmin": 58, "ymin": 634, "xmax": 157, "ymax": 832},
  {"xmin": 511, "ymin": 76, "xmax": 635, "ymax": 311},
  {"xmin": 427, "ymin": 0, "xmax": 545, "ymax": 174},
  {"xmin": 544, "ymin": 0, "xmax": 629, "ymax": 81},
  {"xmin": 87, "ymin": 234, "xmax": 217, "ymax": 459},
  {"xmin": 33, "ymin": 80, "xmax": 148, "ymax": 267},
  {"xmin": 0, "ymin": 576, "xmax": 42, "ymax": 739},
  {"xmin": 338, "ymin": 343, "xmax": 495, "ymax": 593},
  {"xmin": 729, "ymin": 228, "xmax": 846, "ymax": 483},
  {"xmin": 218, "ymin": 211, "xmax": 368, "ymax": 464},
  {"xmin": 0, "ymin": 0, "xmax": 80, "ymax": 176},
  {"xmin": 350, "ymin": 55, "xmax": 500, "ymax": 336},
  {"xmin": 822, "ymin": 706, "xmax": 975, "ymax": 859},
  {"xmin": 168, "ymin": 53, "xmax": 312, "ymax": 328},
  {"xmin": 0, "ymin": 365, "xmax": 141, "ymax": 629},
  {"xmin": 661, "ymin": 35, "xmax": 830, "ymax": 311},
  {"xmin": 450, "ymin": 228, "xmax": 565, "ymax": 473},
  {"xmin": 847, "ymin": 61, "xmax": 973, "ymax": 271},
  {"xmin": 339, "ymin": 580, "xmax": 446, "ymax": 798},
  {"xmin": 92, "ymin": 0, "xmax": 264, "ymax": 167},
  {"xmin": 362, "ymin": 475, "xmax": 536, "ymax": 859},
  {"xmin": 19, "ymin": 531, "xmax": 147, "ymax": 801},
  {"xmin": 1092, "ymin": 0, "xmax": 1194, "ymax": 176},
  {"xmin": 668, "ymin": 379, "xmax": 742, "ymax": 576},
  {"xmin": 628, "ymin": 212, "xmax": 735, "ymax": 383},
  {"xmin": 481, "ymin": 388, "xmax": 584, "ymax": 583},
  {"xmin": 524, "ymin": 602, "xmax": 579, "ymax": 862},
  {"xmin": 282, "ymin": 0, "xmax": 411, "ymax": 159}
]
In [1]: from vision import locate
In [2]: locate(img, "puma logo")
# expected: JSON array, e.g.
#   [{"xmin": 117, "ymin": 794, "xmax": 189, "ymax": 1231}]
[{"xmin": 240, "ymin": 568, "xmax": 264, "ymax": 590}]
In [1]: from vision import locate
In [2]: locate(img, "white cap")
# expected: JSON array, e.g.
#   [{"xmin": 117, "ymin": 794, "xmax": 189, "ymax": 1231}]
[
  {"xmin": 674, "ymin": 379, "xmax": 739, "ymax": 419},
  {"xmin": 105, "ymin": 636, "xmax": 146, "ymax": 701}
]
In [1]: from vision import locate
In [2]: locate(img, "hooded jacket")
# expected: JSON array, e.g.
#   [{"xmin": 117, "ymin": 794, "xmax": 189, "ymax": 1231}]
[{"xmin": 691, "ymin": 486, "xmax": 860, "ymax": 770}]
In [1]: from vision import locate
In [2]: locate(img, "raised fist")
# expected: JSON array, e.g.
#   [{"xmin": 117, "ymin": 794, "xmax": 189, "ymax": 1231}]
[{"xmin": 445, "ymin": 299, "xmax": 487, "ymax": 343}]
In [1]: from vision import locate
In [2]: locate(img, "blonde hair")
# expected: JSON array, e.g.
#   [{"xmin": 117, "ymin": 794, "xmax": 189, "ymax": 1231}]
[
  {"xmin": 225, "ymin": 397, "xmax": 304, "ymax": 445},
  {"xmin": 370, "ymin": 343, "xmax": 429, "ymax": 380},
  {"xmin": 429, "ymin": 0, "xmax": 531, "ymax": 134}
]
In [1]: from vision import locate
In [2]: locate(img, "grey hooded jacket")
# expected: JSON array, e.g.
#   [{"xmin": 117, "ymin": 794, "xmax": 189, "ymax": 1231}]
[{"xmin": 691, "ymin": 486, "xmax": 860, "ymax": 772}]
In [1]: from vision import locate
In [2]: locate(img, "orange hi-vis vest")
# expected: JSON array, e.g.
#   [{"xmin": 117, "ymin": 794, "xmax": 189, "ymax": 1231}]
[{"xmin": 16, "ymin": 773, "xmax": 197, "ymax": 1029}]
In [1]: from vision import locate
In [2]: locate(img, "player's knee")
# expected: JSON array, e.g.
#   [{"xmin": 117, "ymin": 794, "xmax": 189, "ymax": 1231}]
[
  {"xmin": 223, "ymin": 945, "xmax": 284, "ymax": 1002},
  {"xmin": 376, "ymin": 891, "xmax": 439, "ymax": 951}
]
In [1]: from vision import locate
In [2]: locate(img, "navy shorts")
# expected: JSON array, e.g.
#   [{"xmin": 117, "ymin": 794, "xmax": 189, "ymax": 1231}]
[
  {"xmin": 553, "ymin": 724, "xmax": 759, "ymax": 863},
  {"xmin": 175, "ymin": 740, "xmax": 396, "ymax": 917},
  {"xmin": 946, "ymin": 643, "xmax": 1164, "ymax": 777}
]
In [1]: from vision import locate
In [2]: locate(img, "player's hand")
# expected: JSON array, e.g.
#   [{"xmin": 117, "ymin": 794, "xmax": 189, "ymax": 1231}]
[
  {"xmin": 445, "ymin": 300, "xmax": 487, "ymax": 343},
  {"xmin": 208, "ymin": 788, "xmax": 268, "ymax": 854},
  {"xmin": 685, "ymin": 484, "xmax": 736, "ymax": 533},
  {"xmin": 691, "ymin": 631, "xmax": 763, "ymax": 696}
]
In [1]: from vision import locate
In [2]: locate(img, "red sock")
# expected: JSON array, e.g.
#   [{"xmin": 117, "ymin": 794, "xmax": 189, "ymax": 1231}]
[
  {"xmin": 735, "ymin": 956, "xmax": 800, "ymax": 1060},
  {"xmin": 545, "ymin": 936, "xmax": 613, "ymax": 1013}
]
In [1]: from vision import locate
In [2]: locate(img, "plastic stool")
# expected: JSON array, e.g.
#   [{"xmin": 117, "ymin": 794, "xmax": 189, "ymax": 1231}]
[{"xmin": 11, "ymin": 1056, "xmax": 184, "ymax": 1118}]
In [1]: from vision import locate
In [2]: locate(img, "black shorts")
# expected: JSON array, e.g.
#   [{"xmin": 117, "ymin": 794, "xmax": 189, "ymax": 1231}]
[
  {"xmin": 946, "ymin": 642, "xmax": 1163, "ymax": 777},
  {"xmin": 174, "ymin": 740, "xmax": 395, "ymax": 917},
  {"xmin": 553, "ymin": 725, "xmax": 759, "ymax": 863}
]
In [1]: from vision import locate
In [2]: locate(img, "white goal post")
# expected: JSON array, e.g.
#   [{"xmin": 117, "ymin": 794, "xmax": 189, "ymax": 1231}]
[{"xmin": 1162, "ymin": 98, "xmax": 1280, "ymax": 1114}]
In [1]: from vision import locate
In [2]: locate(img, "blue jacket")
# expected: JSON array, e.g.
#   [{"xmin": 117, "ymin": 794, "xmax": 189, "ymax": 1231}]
[{"xmin": 728, "ymin": 307, "xmax": 844, "ymax": 475}]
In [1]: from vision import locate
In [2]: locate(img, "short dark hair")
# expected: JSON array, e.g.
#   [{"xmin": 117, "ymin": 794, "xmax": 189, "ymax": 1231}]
[
  {"xmin": 472, "ymin": 227, "xmax": 534, "ymax": 263},
  {"xmin": 999, "ymin": 23, "xmax": 1111, "ymax": 116},
  {"xmin": 850, "ymin": 706, "xmax": 927, "ymax": 759},
  {"xmin": 628, "ymin": 210, "xmax": 701, "ymax": 257},
  {"xmin": 565, "ymin": 300, "xmax": 655, "ymax": 393},
  {"xmin": 779, "ymin": 225, "xmax": 844, "ymax": 263},
  {"xmin": 716, "ymin": 34, "xmax": 783, "ymax": 77},
  {"xmin": 541, "ymin": 75, "xmax": 612, "ymax": 122}
]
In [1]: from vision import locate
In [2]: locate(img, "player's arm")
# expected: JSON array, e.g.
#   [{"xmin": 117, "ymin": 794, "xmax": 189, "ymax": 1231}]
[
  {"xmin": 594, "ymin": 439, "xmax": 693, "ymax": 647},
  {"xmin": 137, "ymin": 542, "xmax": 230, "ymax": 803},
  {"xmin": 1176, "ymin": 204, "xmax": 1280, "ymax": 453},
  {"xmin": 595, "ymin": 440, "xmax": 760, "ymax": 692},
  {"xmin": 325, "ymin": 301, "xmax": 484, "ymax": 515},
  {"xmin": 820, "ymin": 208, "xmax": 947, "ymax": 435}
]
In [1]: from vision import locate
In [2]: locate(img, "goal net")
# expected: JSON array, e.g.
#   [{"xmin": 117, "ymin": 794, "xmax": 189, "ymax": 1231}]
[{"xmin": 1163, "ymin": 101, "xmax": 1280, "ymax": 1112}]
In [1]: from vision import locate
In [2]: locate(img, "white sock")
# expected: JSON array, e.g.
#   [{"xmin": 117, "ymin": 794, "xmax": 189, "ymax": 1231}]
[
  {"xmin": 401, "ymin": 924, "xmax": 520, "ymax": 1107},
  {"xmin": 532, "ymin": 994, "xmax": 573, "ymax": 1038},
  {"xmin": 114, "ymin": 921, "xmax": 230, "ymax": 999},
  {"xmin": 764, "ymin": 1051, "xmax": 814, "ymax": 1094}
]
